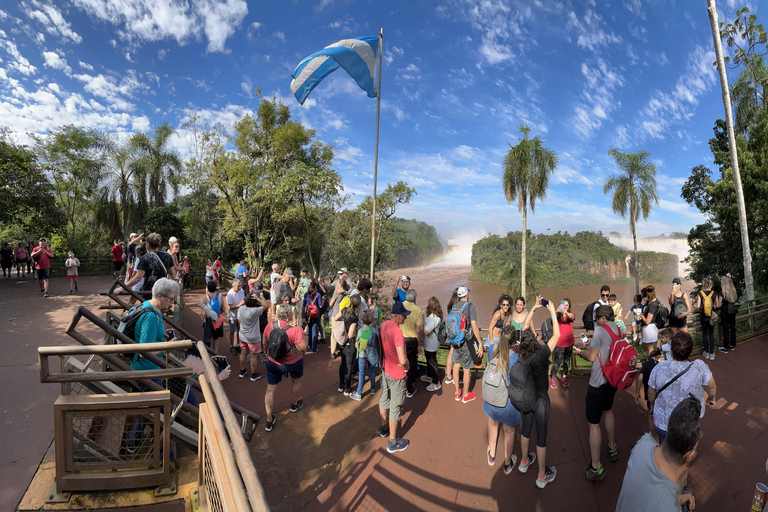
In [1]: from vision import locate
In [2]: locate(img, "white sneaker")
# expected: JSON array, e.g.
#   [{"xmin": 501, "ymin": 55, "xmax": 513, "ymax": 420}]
[
  {"xmin": 709, "ymin": 352, "xmax": 715, "ymax": 360},
  {"xmin": 632, "ymin": 333, "xmax": 637, "ymax": 342},
  {"xmin": 702, "ymin": 352, "xmax": 709, "ymax": 359},
  {"xmin": 420, "ymin": 375, "xmax": 433, "ymax": 383},
  {"xmin": 426, "ymin": 383, "xmax": 441, "ymax": 392}
]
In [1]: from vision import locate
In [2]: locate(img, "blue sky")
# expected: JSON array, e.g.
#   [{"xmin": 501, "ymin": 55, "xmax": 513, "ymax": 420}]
[{"xmin": 0, "ymin": 0, "xmax": 758, "ymax": 249}]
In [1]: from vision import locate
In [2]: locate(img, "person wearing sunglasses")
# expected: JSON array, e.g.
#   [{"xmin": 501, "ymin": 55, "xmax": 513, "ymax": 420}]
[
  {"xmin": 592, "ymin": 285, "xmax": 612, "ymax": 324},
  {"xmin": 486, "ymin": 295, "xmax": 513, "ymax": 357}
]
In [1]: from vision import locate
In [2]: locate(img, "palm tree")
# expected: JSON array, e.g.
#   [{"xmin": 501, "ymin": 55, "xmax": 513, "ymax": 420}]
[
  {"xmin": 130, "ymin": 122, "xmax": 183, "ymax": 207},
  {"xmin": 99, "ymin": 140, "xmax": 143, "ymax": 242},
  {"xmin": 603, "ymin": 149, "xmax": 659, "ymax": 294},
  {"xmin": 502, "ymin": 123, "xmax": 558, "ymax": 298}
]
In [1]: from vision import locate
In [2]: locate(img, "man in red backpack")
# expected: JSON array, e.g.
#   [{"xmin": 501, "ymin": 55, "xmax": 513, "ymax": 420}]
[{"xmin": 574, "ymin": 304, "xmax": 620, "ymax": 482}]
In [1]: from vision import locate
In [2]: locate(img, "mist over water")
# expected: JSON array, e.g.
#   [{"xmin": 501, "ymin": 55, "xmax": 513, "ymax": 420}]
[{"xmin": 608, "ymin": 235, "xmax": 690, "ymax": 276}]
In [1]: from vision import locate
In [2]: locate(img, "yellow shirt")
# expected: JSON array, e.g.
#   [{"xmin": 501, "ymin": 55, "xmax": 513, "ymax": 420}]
[{"xmin": 399, "ymin": 301, "xmax": 423, "ymax": 339}]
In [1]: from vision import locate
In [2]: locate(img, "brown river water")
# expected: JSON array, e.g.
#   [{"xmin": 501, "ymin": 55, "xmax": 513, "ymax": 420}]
[{"xmin": 384, "ymin": 261, "xmax": 691, "ymax": 334}]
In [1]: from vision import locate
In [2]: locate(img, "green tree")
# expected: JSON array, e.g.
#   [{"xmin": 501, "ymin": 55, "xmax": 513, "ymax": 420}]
[
  {"xmin": 502, "ymin": 123, "xmax": 558, "ymax": 298},
  {"xmin": 97, "ymin": 140, "xmax": 143, "ymax": 243},
  {"xmin": 603, "ymin": 148, "xmax": 658, "ymax": 294},
  {"xmin": 131, "ymin": 121, "xmax": 183, "ymax": 207}
]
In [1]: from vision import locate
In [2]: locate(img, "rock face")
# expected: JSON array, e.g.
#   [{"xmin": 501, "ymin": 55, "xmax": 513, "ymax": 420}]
[{"xmin": 470, "ymin": 230, "xmax": 679, "ymax": 288}]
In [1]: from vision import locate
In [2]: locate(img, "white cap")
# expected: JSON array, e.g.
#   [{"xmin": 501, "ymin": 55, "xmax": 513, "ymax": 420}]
[
  {"xmin": 168, "ymin": 236, "xmax": 178, "ymax": 243},
  {"xmin": 337, "ymin": 267, "xmax": 348, "ymax": 275},
  {"xmin": 457, "ymin": 286, "xmax": 469, "ymax": 298},
  {"xmin": 129, "ymin": 232, "xmax": 137, "ymax": 238}
]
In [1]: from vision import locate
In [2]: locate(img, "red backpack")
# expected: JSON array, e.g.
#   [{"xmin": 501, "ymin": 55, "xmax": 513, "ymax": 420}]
[
  {"xmin": 306, "ymin": 293, "xmax": 320, "ymax": 319},
  {"xmin": 596, "ymin": 324, "xmax": 638, "ymax": 390}
]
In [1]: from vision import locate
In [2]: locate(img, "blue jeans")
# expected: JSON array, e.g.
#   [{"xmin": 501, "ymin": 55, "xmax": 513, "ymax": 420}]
[
  {"xmin": 307, "ymin": 317, "xmax": 322, "ymax": 353},
  {"xmin": 356, "ymin": 353, "xmax": 376, "ymax": 395}
]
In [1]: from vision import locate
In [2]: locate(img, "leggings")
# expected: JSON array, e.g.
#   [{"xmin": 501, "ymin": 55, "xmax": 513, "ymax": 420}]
[
  {"xmin": 550, "ymin": 346, "xmax": 573, "ymax": 379},
  {"xmin": 338, "ymin": 343, "xmax": 356, "ymax": 392},
  {"xmin": 700, "ymin": 318, "xmax": 715, "ymax": 353},
  {"xmin": 424, "ymin": 350, "xmax": 439, "ymax": 384},
  {"xmin": 721, "ymin": 313, "xmax": 737, "ymax": 349},
  {"xmin": 521, "ymin": 396, "xmax": 550, "ymax": 448}
]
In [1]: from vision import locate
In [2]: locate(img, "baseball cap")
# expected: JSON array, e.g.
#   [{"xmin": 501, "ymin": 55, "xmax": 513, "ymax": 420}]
[
  {"xmin": 129, "ymin": 232, "xmax": 137, "ymax": 238},
  {"xmin": 400, "ymin": 275, "xmax": 410, "ymax": 282},
  {"xmin": 252, "ymin": 282, "xmax": 264, "ymax": 291},
  {"xmin": 168, "ymin": 236, "xmax": 178, "ymax": 243},
  {"xmin": 337, "ymin": 267, "xmax": 348, "ymax": 275},
  {"xmin": 457, "ymin": 286, "xmax": 469, "ymax": 298},
  {"xmin": 38, "ymin": 237, "xmax": 46, "ymax": 242},
  {"xmin": 672, "ymin": 277, "xmax": 681, "ymax": 285},
  {"xmin": 284, "ymin": 269, "xmax": 295, "ymax": 278},
  {"xmin": 391, "ymin": 302, "xmax": 411, "ymax": 316}
]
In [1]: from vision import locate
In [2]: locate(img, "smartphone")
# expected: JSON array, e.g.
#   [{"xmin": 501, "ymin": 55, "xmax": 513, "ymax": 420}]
[
  {"xmin": 579, "ymin": 333, "xmax": 590, "ymax": 345},
  {"xmin": 541, "ymin": 299, "xmax": 549, "ymax": 307},
  {"xmin": 559, "ymin": 300, "xmax": 565, "ymax": 310}
]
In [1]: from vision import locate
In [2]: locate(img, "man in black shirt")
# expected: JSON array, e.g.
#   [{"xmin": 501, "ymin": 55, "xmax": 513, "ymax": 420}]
[{"xmin": 125, "ymin": 233, "xmax": 176, "ymax": 292}]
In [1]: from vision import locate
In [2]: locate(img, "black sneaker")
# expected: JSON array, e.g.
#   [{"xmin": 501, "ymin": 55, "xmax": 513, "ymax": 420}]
[
  {"xmin": 230, "ymin": 345, "xmax": 241, "ymax": 357},
  {"xmin": 238, "ymin": 369, "xmax": 248, "ymax": 379},
  {"xmin": 584, "ymin": 463, "xmax": 605, "ymax": 482},
  {"xmin": 250, "ymin": 372, "xmax": 262, "ymax": 382},
  {"xmin": 378, "ymin": 425, "xmax": 390, "ymax": 438},
  {"xmin": 337, "ymin": 386, "xmax": 344, "ymax": 393},
  {"xmin": 290, "ymin": 399, "xmax": 304, "ymax": 413},
  {"xmin": 718, "ymin": 347, "xmax": 729, "ymax": 354},
  {"xmin": 265, "ymin": 414, "xmax": 276, "ymax": 432},
  {"xmin": 406, "ymin": 387, "xmax": 417, "ymax": 399}
]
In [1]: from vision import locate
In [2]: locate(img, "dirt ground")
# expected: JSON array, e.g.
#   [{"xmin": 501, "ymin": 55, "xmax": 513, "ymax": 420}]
[{"xmin": 3, "ymin": 274, "xmax": 768, "ymax": 511}]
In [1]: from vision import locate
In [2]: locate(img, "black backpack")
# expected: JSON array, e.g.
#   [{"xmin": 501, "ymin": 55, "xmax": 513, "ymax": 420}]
[
  {"xmin": 654, "ymin": 300, "xmax": 669, "ymax": 329},
  {"xmin": 540, "ymin": 318, "xmax": 554, "ymax": 344},
  {"xmin": 267, "ymin": 321, "xmax": 290, "ymax": 361},
  {"xmin": 436, "ymin": 319, "xmax": 448, "ymax": 344},
  {"xmin": 118, "ymin": 306, "xmax": 155, "ymax": 341},
  {"xmin": 582, "ymin": 301, "xmax": 600, "ymax": 331},
  {"xmin": 506, "ymin": 356, "xmax": 537, "ymax": 413}
]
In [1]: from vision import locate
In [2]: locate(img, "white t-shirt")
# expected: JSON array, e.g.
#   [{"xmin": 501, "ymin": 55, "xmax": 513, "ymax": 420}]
[
  {"xmin": 226, "ymin": 289, "xmax": 245, "ymax": 320},
  {"xmin": 131, "ymin": 259, "xmax": 144, "ymax": 292},
  {"xmin": 423, "ymin": 314, "xmax": 441, "ymax": 352},
  {"xmin": 65, "ymin": 258, "xmax": 80, "ymax": 276},
  {"xmin": 649, "ymin": 359, "xmax": 712, "ymax": 432}
]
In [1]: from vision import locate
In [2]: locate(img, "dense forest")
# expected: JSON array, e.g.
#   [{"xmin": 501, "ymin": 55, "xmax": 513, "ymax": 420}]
[
  {"xmin": 391, "ymin": 219, "xmax": 444, "ymax": 268},
  {"xmin": 471, "ymin": 230, "xmax": 678, "ymax": 290}
]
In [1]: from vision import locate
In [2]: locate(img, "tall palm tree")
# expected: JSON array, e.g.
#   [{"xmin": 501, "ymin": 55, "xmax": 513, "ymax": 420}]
[
  {"xmin": 130, "ymin": 122, "xmax": 183, "ymax": 207},
  {"xmin": 502, "ymin": 123, "xmax": 558, "ymax": 298},
  {"xmin": 604, "ymin": 149, "xmax": 659, "ymax": 294},
  {"xmin": 707, "ymin": 0, "xmax": 756, "ymax": 305},
  {"xmin": 99, "ymin": 140, "xmax": 142, "ymax": 242}
]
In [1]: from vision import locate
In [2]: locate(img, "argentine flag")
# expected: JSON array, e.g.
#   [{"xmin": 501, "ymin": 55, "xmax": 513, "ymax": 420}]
[{"xmin": 290, "ymin": 36, "xmax": 380, "ymax": 105}]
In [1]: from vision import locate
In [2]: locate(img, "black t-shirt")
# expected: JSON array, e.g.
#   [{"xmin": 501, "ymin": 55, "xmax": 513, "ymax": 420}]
[
  {"xmin": 523, "ymin": 344, "xmax": 552, "ymax": 399},
  {"xmin": 259, "ymin": 290, "xmax": 271, "ymax": 335},
  {"xmin": 645, "ymin": 300, "xmax": 660, "ymax": 324},
  {"xmin": 640, "ymin": 359, "xmax": 658, "ymax": 407},
  {"xmin": 137, "ymin": 251, "xmax": 174, "ymax": 292},
  {"xmin": 0, "ymin": 248, "xmax": 12, "ymax": 262}
]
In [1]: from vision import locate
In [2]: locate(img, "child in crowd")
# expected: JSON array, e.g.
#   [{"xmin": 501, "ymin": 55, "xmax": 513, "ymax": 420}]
[
  {"xmin": 624, "ymin": 294, "xmax": 644, "ymax": 342},
  {"xmin": 634, "ymin": 327, "xmax": 674, "ymax": 440},
  {"xmin": 351, "ymin": 312, "xmax": 376, "ymax": 401},
  {"xmin": 608, "ymin": 294, "xmax": 625, "ymax": 334},
  {"xmin": 65, "ymin": 251, "xmax": 80, "ymax": 295}
]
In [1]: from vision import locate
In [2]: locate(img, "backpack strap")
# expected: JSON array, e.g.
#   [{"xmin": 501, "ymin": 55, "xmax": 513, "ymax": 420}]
[
  {"xmin": 595, "ymin": 324, "xmax": 621, "ymax": 372},
  {"xmin": 656, "ymin": 363, "xmax": 694, "ymax": 397}
]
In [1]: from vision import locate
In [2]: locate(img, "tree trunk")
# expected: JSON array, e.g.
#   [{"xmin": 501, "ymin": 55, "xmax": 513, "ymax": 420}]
[
  {"xmin": 707, "ymin": 1, "xmax": 756, "ymax": 306},
  {"xmin": 631, "ymin": 215, "xmax": 639, "ymax": 295},
  {"xmin": 299, "ymin": 187, "xmax": 317, "ymax": 276},
  {"xmin": 521, "ymin": 208, "xmax": 527, "ymax": 299}
]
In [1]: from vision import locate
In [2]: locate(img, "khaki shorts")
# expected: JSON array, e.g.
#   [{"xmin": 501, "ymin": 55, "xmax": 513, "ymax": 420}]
[{"xmin": 379, "ymin": 372, "xmax": 406, "ymax": 421}]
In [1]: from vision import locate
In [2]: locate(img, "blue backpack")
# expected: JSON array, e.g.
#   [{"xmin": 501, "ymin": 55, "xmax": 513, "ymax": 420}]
[{"xmin": 446, "ymin": 302, "xmax": 471, "ymax": 345}]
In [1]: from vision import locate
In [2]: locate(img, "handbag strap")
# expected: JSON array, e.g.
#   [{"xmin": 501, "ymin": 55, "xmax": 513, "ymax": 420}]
[{"xmin": 656, "ymin": 362, "xmax": 694, "ymax": 397}]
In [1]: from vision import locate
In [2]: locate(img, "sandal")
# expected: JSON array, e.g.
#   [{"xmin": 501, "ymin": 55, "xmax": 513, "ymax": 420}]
[
  {"xmin": 503, "ymin": 453, "xmax": 518, "ymax": 475},
  {"xmin": 487, "ymin": 447, "xmax": 496, "ymax": 466}
]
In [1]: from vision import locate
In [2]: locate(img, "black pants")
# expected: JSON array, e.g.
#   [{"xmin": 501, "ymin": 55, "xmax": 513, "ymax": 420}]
[
  {"xmin": 721, "ymin": 313, "xmax": 737, "ymax": 349},
  {"xmin": 701, "ymin": 318, "xmax": 715, "ymax": 353},
  {"xmin": 338, "ymin": 343, "xmax": 356, "ymax": 392},
  {"xmin": 425, "ymin": 350, "xmax": 439, "ymax": 384},
  {"xmin": 521, "ymin": 396, "xmax": 551, "ymax": 448},
  {"xmin": 550, "ymin": 346, "xmax": 573, "ymax": 379},
  {"xmin": 404, "ymin": 337, "xmax": 418, "ymax": 393}
]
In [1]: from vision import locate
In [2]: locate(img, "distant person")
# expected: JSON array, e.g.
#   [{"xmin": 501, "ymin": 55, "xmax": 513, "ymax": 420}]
[
  {"xmin": 392, "ymin": 275, "xmax": 411, "ymax": 304},
  {"xmin": 443, "ymin": 288, "xmax": 460, "ymax": 387},
  {"xmin": 238, "ymin": 291, "xmax": 269, "ymax": 382},
  {"xmin": 13, "ymin": 242, "xmax": 28, "ymax": 277},
  {"xmin": 573, "ymin": 304, "xmax": 621, "ymax": 482},
  {"xmin": 65, "ymin": 251, "xmax": 80, "ymax": 294},
  {"xmin": 127, "ymin": 232, "xmax": 142, "ymax": 266},
  {"xmin": 511, "ymin": 296, "xmax": 528, "ymax": 339},
  {"xmin": 399, "ymin": 289, "xmax": 423, "ymax": 398},
  {"xmin": 593, "ymin": 285, "xmax": 611, "ymax": 322},
  {"xmin": 483, "ymin": 325, "xmax": 522, "ymax": 475},
  {"xmin": 328, "ymin": 278, "xmax": 350, "ymax": 359},
  {"xmin": 615, "ymin": 398, "xmax": 700, "ymax": 512},
  {"xmin": 128, "ymin": 243, "xmax": 147, "ymax": 305},
  {"xmin": 31, "ymin": 238, "xmax": 53, "ymax": 297},
  {"xmin": 608, "ymin": 294, "xmax": 626, "ymax": 334},
  {"xmin": 236, "ymin": 260, "xmax": 248, "ymax": 281},
  {"xmin": 550, "ymin": 298, "xmax": 575, "ymax": 390},
  {"xmin": 0, "ymin": 243, "xmax": 13, "ymax": 278},
  {"xmin": 213, "ymin": 257, "xmax": 224, "ymax": 283},
  {"xmin": 336, "ymin": 277, "xmax": 372, "ymax": 322},
  {"xmin": 518, "ymin": 298, "xmax": 561, "ymax": 489},
  {"xmin": 263, "ymin": 304, "xmax": 308, "ymax": 432},
  {"xmin": 624, "ymin": 294, "xmax": 644, "ymax": 343},
  {"xmin": 296, "ymin": 268, "xmax": 309, "ymax": 304},
  {"xmin": 181, "ymin": 256, "xmax": 192, "ymax": 290},
  {"xmin": 667, "ymin": 277, "xmax": 691, "ymax": 334},
  {"xmin": 269, "ymin": 263, "xmax": 280, "ymax": 314},
  {"xmin": 111, "ymin": 239, "xmax": 124, "ymax": 278},
  {"xmin": 226, "ymin": 279, "xmax": 246, "ymax": 356},
  {"xmin": 696, "ymin": 278, "xmax": 721, "ymax": 358},
  {"xmin": 330, "ymin": 267, "xmax": 348, "ymax": 290},
  {"xmin": 125, "ymin": 233, "xmax": 176, "ymax": 293},
  {"xmin": 205, "ymin": 259, "xmax": 215, "ymax": 282},
  {"xmin": 335, "ymin": 294, "xmax": 363, "ymax": 396},
  {"xmin": 350, "ymin": 311, "xmax": 377, "ymax": 401},
  {"xmin": 422, "ymin": 296, "xmax": 444, "ymax": 392},
  {"xmin": 640, "ymin": 286, "xmax": 661, "ymax": 356},
  {"xmin": 368, "ymin": 293, "xmax": 383, "ymax": 328},
  {"xmin": 449, "ymin": 286, "xmax": 483, "ymax": 403},
  {"xmin": 486, "ymin": 295, "xmax": 512, "ymax": 356},
  {"xmin": 202, "ymin": 280, "xmax": 225, "ymax": 353},
  {"xmin": 302, "ymin": 281, "xmax": 326, "ymax": 354},
  {"xmin": 247, "ymin": 267, "xmax": 264, "ymax": 293},
  {"xmin": 719, "ymin": 275, "xmax": 739, "ymax": 353},
  {"xmin": 378, "ymin": 301, "xmax": 411, "ymax": 454},
  {"xmin": 274, "ymin": 268, "xmax": 297, "ymax": 306},
  {"xmin": 648, "ymin": 331, "xmax": 716, "ymax": 442}
]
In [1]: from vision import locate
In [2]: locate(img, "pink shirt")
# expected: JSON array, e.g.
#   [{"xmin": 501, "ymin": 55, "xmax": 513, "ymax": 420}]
[
  {"xmin": 380, "ymin": 320, "xmax": 405, "ymax": 380},
  {"xmin": 263, "ymin": 321, "xmax": 304, "ymax": 365},
  {"xmin": 557, "ymin": 314, "xmax": 575, "ymax": 348}
]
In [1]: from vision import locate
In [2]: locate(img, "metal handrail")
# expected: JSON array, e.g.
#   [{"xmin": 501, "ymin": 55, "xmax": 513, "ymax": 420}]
[{"xmin": 197, "ymin": 341, "xmax": 268, "ymax": 511}]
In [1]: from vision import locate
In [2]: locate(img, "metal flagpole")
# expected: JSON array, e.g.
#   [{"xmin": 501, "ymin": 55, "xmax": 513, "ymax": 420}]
[{"xmin": 369, "ymin": 29, "xmax": 383, "ymax": 281}]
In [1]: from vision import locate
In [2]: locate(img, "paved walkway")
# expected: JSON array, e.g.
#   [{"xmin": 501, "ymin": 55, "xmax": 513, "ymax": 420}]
[{"xmin": 4, "ymin": 276, "xmax": 768, "ymax": 512}]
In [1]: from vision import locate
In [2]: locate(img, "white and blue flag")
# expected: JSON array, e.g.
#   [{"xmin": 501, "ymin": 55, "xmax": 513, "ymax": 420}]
[{"xmin": 290, "ymin": 36, "xmax": 380, "ymax": 105}]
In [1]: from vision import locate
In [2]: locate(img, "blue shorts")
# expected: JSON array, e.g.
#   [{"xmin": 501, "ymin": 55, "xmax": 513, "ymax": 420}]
[
  {"xmin": 36, "ymin": 268, "xmax": 50, "ymax": 280},
  {"xmin": 266, "ymin": 358, "xmax": 304, "ymax": 385}
]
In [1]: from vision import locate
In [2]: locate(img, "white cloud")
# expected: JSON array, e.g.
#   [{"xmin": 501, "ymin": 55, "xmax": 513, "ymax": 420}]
[
  {"xmin": 566, "ymin": 9, "xmax": 622, "ymax": 51},
  {"xmin": 78, "ymin": 60, "xmax": 94, "ymax": 71},
  {"xmin": 0, "ymin": 10, "xmax": 9, "ymax": 20},
  {"xmin": 23, "ymin": 1, "xmax": 83, "ymax": 44},
  {"xmin": 42, "ymin": 51, "xmax": 72, "ymax": 75},
  {"xmin": 571, "ymin": 58, "xmax": 625, "ymax": 138},
  {"xmin": 0, "ymin": 37, "xmax": 38, "ymax": 76},
  {"xmin": 70, "ymin": 0, "xmax": 247, "ymax": 53},
  {"xmin": 273, "ymin": 31, "xmax": 286, "ymax": 43},
  {"xmin": 72, "ymin": 70, "xmax": 151, "ymax": 111},
  {"xmin": 452, "ymin": 0, "xmax": 526, "ymax": 68}
]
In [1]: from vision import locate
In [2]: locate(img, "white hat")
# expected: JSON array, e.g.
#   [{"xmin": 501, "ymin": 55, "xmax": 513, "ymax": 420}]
[
  {"xmin": 337, "ymin": 267, "xmax": 348, "ymax": 275},
  {"xmin": 129, "ymin": 232, "xmax": 137, "ymax": 238},
  {"xmin": 457, "ymin": 286, "xmax": 469, "ymax": 298},
  {"xmin": 168, "ymin": 236, "xmax": 178, "ymax": 243}
]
